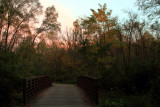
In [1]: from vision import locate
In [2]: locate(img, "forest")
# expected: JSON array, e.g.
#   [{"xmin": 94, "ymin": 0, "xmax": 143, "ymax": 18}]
[{"xmin": 0, "ymin": 0, "xmax": 160, "ymax": 106}]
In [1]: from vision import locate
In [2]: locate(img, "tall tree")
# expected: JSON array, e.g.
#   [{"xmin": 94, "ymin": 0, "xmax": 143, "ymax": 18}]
[
  {"xmin": 122, "ymin": 12, "xmax": 139, "ymax": 71},
  {"xmin": 137, "ymin": 0, "xmax": 160, "ymax": 19},
  {"xmin": 0, "ymin": 0, "xmax": 42, "ymax": 52},
  {"xmin": 33, "ymin": 5, "xmax": 60, "ymax": 43}
]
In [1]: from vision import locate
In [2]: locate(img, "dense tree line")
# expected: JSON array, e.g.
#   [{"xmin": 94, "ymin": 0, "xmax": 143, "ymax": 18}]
[
  {"xmin": 64, "ymin": 3, "xmax": 160, "ymax": 106},
  {"xmin": 0, "ymin": 0, "xmax": 60, "ymax": 106},
  {"xmin": 0, "ymin": 0, "xmax": 160, "ymax": 106}
]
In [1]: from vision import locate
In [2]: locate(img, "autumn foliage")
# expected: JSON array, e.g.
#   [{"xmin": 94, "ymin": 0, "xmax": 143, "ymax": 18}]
[{"xmin": 0, "ymin": 1, "xmax": 160, "ymax": 106}]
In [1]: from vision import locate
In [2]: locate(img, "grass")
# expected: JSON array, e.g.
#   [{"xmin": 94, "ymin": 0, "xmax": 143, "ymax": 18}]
[{"xmin": 99, "ymin": 89, "xmax": 155, "ymax": 107}]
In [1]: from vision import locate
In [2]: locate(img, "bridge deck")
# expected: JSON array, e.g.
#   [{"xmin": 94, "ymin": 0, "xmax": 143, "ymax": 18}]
[{"xmin": 26, "ymin": 84, "xmax": 89, "ymax": 107}]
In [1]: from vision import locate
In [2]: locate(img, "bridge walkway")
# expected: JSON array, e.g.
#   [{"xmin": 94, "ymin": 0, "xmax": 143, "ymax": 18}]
[{"xmin": 26, "ymin": 84, "xmax": 89, "ymax": 107}]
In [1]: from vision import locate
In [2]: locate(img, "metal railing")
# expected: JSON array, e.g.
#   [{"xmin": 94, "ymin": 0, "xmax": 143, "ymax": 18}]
[
  {"xmin": 77, "ymin": 76, "xmax": 99, "ymax": 104},
  {"xmin": 23, "ymin": 76, "xmax": 52, "ymax": 104}
]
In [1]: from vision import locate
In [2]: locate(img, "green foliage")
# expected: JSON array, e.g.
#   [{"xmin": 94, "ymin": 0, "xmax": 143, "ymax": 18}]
[
  {"xmin": 70, "ymin": 3, "xmax": 160, "ymax": 107},
  {"xmin": 0, "ymin": 52, "xmax": 23, "ymax": 106},
  {"xmin": 99, "ymin": 95, "xmax": 154, "ymax": 107},
  {"xmin": 1, "ymin": 1, "xmax": 160, "ymax": 107}
]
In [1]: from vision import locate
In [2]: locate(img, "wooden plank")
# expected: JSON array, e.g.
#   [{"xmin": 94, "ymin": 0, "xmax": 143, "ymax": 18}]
[{"xmin": 27, "ymin": 84, "xmax": 88, "ymax": 107}]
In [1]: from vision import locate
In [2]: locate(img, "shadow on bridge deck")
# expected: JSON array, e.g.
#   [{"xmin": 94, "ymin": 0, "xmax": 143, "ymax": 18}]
[{"xmin": 25, "ymin": 84, "xmax": 89, "ymax": 107}]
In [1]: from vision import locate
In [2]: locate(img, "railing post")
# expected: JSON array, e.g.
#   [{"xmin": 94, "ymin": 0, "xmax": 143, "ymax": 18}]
[
  {"xmin": 95, "ymin": 78, "xmax": 99, "ymax": 105},
  {"xmin": 23, "ymin": 79, "xmax": 27, "ymax": 104}
]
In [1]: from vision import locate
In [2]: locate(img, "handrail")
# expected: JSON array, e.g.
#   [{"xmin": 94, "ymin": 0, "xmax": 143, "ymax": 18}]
[
  {"xmin": 77, "ymin": 76, "xmax": 99, "ymax": 104},
  {"xmin": 23, "ymin": 76, "xmax": 52, "ymax": 104}
]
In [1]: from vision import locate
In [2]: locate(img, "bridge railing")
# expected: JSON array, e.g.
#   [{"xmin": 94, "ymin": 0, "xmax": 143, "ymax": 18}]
[
  {"xmin": 77, "ymin": 76, "xmax": 99, "ymax": 104},
  {"xmin": 23, "ymin": 76, "xmax": 52, "ymax": 104}
]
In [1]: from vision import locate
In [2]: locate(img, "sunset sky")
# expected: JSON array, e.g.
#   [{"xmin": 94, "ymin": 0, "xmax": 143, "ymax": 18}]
[{"xmin": 39, "ymin": 0, "xmax": 138, "ymax": 31}]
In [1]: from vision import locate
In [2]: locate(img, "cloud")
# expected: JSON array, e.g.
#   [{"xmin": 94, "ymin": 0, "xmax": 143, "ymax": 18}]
[{"xmin": 39, "ymin": 0, "xmax": 75, "ymax": 32}]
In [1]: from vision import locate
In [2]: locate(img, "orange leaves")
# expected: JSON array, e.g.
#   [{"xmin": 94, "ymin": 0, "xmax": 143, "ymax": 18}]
[
  {"xmin": 73, "ymin": 3, "xmax": 118, "ymax": 46},
  {"xmin": 89, "ymin": 3, "xmax": 116, "ymax": 34},
  {"xmin": 91, "ymin": 3, "xmax": 112, "ymax": 23}
]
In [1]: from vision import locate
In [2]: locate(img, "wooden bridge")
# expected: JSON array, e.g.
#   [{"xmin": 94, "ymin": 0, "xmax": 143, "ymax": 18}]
[{"xmin": 23, "ymin": 76, "xmax": 98, "ymax": 107}]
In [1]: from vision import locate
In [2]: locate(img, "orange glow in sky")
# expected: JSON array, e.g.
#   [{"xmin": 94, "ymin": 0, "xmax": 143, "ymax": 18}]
[{"xmin": 39, "ymin": 0, "xmax": 75, "ymax": 32}]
